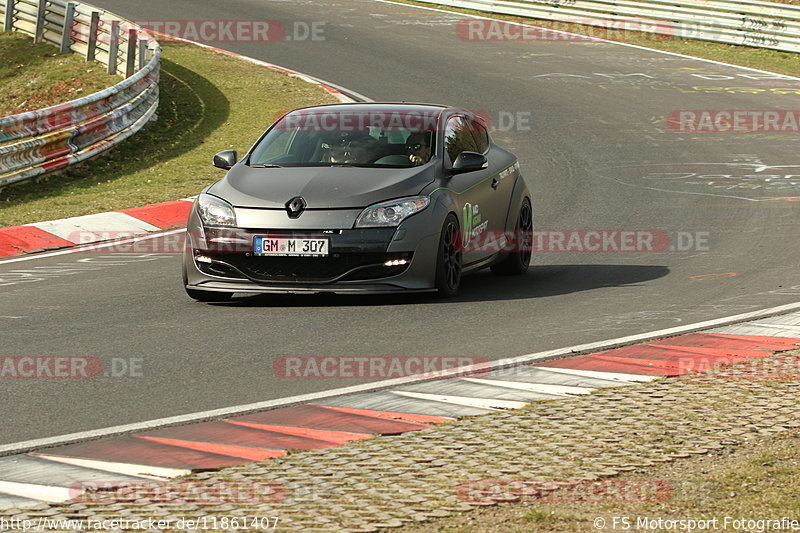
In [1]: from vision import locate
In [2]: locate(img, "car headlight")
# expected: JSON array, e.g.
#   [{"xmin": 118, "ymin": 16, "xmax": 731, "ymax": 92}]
[
  {"xmin": 197, "ymin": 193, "xmax": 237, "ymax": 227},
  {"xmin": 355, "ymin": 196, "xmax": 430, "ymax": 228}
]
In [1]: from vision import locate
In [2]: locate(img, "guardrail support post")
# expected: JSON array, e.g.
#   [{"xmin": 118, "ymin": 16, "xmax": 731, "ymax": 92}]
[
  {"xmin": 60, "ymin": 2, "xmax": 76, "ymax": 52},
  {"xmin": 34, "ymin": 0, "xmax": 46, "ymax": 43},
  {"xmin": 125, "ymin": 28, "xmax": 137, "ymax": 77},
  {"xmin": 107, "ymin": 20, "xmax": 120, "ymax": 74},
  {"xmin": 86, "ymin": 11, "xmax": 99, "ymax": 61},
  {"xmin": 138, "ymin": 38, "xmax": 148, "ymax": 70},
  {"xmin": 3, "ymin": 0, "xmax": 15, "ymax": 32}
]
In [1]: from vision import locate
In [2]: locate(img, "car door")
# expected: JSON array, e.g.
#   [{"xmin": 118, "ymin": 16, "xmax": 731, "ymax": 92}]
[
  {"xmin": 466, "ymin": 117, "xmax": 515, "ymax": 240},
  {"xmin": 442, "ymin": 115, "xmax": 495, "ymax": 264}
]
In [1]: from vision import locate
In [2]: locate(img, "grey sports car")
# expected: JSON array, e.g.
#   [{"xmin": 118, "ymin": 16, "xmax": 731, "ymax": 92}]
[{"xmin": 182, "ymin": 103, "xmax": 532, "ymax": 301}]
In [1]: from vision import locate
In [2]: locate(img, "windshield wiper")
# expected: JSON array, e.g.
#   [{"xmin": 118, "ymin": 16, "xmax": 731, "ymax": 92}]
[{"xmin": 249, "ymin": 164, "xmax": 282, "ymax": 168}]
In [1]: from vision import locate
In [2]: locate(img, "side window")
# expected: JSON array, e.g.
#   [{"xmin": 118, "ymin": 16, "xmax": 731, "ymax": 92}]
[
  {"xmin": 444, "ymin": 116, "xmax": 478, "ymax": 164},
  {"xmin": 470, "ymin": 120, "xmax": 490, "ymax": 154}
]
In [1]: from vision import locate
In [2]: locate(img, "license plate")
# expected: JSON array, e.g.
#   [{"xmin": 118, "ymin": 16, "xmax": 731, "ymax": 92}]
[{"xmin": 254, "ymin": 237, "xmax": 329, "ymax": 257}]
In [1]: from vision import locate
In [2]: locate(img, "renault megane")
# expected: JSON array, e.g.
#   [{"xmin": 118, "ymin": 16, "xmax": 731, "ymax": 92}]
[{"xmin": 182, "ymin": 103, "xmax": 533, "ymax": 301}]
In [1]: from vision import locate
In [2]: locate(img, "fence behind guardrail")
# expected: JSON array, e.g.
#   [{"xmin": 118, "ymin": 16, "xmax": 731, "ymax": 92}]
[{"xmin": 0, "ymin": 0, "xmax": 160, "ymax": 189}]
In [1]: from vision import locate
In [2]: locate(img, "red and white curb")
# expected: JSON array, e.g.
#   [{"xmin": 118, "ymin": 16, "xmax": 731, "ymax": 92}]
[
  {"xmin": 0, "ymin": 199, "xmax": 193, "ymax": 258},
  {"xmin": 0, "ymin": 311, "xmax": 798, "ymax": 508}
]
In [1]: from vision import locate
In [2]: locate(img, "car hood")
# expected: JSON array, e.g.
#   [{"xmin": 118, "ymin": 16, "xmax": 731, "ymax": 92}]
[{"xmin": 207, "ymin": 165, "xmax": 435, "ymax": 209}]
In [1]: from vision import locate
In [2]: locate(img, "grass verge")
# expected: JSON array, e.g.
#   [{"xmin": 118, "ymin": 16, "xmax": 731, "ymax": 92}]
[
  {"xmin": 0, "ymin": 38, "xmax": 339, "ymax": 226},
  {"xmin": 0, "ymin": 32, "xmax": 119, "ymax": 116},
  {"xmin": 394, "ymin": 430, "xmax": 800, "ymax": 532}
]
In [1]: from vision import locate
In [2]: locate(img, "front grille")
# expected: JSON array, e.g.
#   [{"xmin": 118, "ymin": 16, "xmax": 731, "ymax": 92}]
[{"xmin": 207, "ymin": 253, "xmax": 411, "ymax": 283}]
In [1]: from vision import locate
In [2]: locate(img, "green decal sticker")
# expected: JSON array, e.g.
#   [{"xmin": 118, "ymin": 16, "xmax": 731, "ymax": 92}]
[{"xmin": 462, "ymin": 203, "xmax": 488, "ymax": 248}]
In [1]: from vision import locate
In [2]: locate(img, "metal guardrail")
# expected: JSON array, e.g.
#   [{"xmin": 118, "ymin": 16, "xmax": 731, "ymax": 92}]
[
  {"xmin": 419, "ymin": 0, "xmax": 800, "ymax": 53},
  {"xmin": 0, "ymin": 0, "xmax": 159, "ymax": 188}
]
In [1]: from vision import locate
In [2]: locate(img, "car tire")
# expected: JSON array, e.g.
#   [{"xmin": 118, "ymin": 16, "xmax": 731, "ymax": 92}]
[
  {"xmin": 491, "ymin": 197, "xmax": 532, "ymax": 276},
  {"xmin": 434, "ymin": 213, "xmax": 462, "ymax": 298},
  {"xmin": 185, "ymin": 287, "xmax": 233, "ymax": 302}
]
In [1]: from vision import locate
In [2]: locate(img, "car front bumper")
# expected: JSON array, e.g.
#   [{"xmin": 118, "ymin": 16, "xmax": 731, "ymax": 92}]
[{"xmin": 183, "ymin": 209, "xmax": 441, "ymax": 295}]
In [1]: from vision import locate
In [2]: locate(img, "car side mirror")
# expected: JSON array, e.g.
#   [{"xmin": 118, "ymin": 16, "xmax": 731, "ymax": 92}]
[
  {"xmin": 451, "ymin": 151, "xmax": 487, "ymax": 174},
  {"xmin": 213, "ymin": 150, "xmax": 238, "ymax": 170}
]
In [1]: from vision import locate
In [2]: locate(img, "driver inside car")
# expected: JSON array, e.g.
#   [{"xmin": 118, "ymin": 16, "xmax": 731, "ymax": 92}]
[{"xmin": 405, "ymin": 132, "xmax": 432, "ymax": 166}]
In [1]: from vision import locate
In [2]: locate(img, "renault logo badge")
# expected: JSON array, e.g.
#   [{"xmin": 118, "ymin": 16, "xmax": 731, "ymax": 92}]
[{"xmin": 286, "ymin": 196, "xmax": 306, "ymax": 218}]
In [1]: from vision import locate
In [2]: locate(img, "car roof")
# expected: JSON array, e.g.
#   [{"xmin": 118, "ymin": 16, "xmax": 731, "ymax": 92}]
[
  {"xmin": 280, "ymin": 103, "xmax": 493, "ymax": 129},
  {"xmin": 286, "ymin": 102, "xmax": 453, "ymax": 115}
]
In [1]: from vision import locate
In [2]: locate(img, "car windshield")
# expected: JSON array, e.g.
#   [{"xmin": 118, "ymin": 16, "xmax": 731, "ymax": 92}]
[{"xmin": 248, "ymin": 109, "xmax": 438, "ymax": 168}]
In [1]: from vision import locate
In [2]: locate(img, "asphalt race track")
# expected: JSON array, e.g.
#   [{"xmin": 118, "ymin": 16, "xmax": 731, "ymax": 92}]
[{"xmin": 2, "ymin": 0, "xmax": 799, "ymax": 445}]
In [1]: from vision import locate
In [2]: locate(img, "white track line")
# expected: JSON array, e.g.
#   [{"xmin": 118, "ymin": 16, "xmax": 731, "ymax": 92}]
[
  {"xmin": 390, "ymin": 391, "xmax": 528, "ymax": 410},
  {"xmin": 748, "ymin": 323, "xmax": 800, "ymax": 332},
  {"xmin": 461, "ymin": 378, "xmax": 594, "ymax": 395},
  {"xmin": 30, "ymin": 455, "xmax": 186, "ymax": 480},
  {"xmin": 531, "ymin": 367, "xmax": 658, "ymax": 382},
  {"xmin": 0, "ymin": 481, "xmax": 72, "ymax": 503}
]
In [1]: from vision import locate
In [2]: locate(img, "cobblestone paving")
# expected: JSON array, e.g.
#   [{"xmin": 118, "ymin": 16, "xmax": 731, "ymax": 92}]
[{"xmin": 2, "ymin": 350, "xmax": 799, "ymax": 532}]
